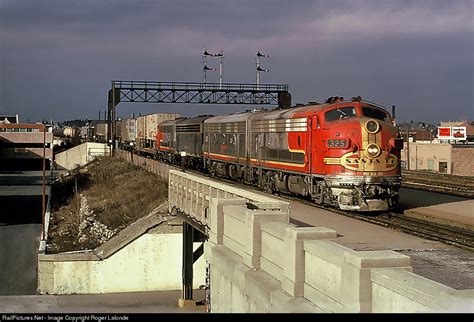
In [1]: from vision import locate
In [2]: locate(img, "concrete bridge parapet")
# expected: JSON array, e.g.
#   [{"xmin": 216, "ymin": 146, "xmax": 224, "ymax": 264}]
[
  {"xmin": 168, "ymin": 169, "xmax": 473, "ymax": 313},
  {"xmin": 168, "ymin": 169, "xmax": 290, "ymax": 229}
]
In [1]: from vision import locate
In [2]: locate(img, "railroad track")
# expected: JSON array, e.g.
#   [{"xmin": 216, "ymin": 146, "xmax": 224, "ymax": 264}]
[
  {"xmin": 402, "ymin": 170, "xmax": 474, "ymax": 198},
  {"xmin": 118, "ymin": 151, "xmax": 474, "ymax": 251},
  {"xmin": 293, "ymin": 198, "xmax": 474, "ymax": 252},
  {"xmin": 206, "ymin": 171, "xmax": 474, "ymax": 251}
]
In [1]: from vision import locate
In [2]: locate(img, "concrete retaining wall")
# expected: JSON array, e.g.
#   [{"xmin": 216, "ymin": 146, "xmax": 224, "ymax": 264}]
[
  {"xmin": 38, "ymin": 212, "xmax": 206, "ymax": 295},
  {"xmin": 167, "ymin": 170, "xmax": 473, "ymax": 313},
  {"xmin": 55, "ymin": 143, "xmax": 110, "ymax": 170},
  {"xmin": 115, "ymin": 150, "xmax": 172, "ymax": 180}
]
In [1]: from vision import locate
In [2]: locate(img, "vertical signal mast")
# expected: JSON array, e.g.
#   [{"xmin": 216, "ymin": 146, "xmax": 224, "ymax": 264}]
[
  {"xmin": 203, "ymin": 48, "xmax": 224, "ymax": 88},
  {"xmin": 256, "ymin": 50, "xmax": 270, "ymax": 90}
]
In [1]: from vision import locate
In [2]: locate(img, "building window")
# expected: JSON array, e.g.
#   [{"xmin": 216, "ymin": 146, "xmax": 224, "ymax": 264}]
[{"xmin": 439, "ymin": 161, "xmax": 448, "ymax": 173}]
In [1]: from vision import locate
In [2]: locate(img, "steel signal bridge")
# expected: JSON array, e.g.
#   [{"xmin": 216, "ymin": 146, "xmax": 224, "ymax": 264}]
[{"xmin": 107, "ymin": 80, "xmax": 292, "ymax": 142}]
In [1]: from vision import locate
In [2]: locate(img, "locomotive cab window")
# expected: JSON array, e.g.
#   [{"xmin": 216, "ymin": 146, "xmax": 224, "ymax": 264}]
[
  {"xmin": 362, "ymin": 107, "xmax": 390, "ymax": 122},
  {"xmin": 324, "ymin": 107, "xmax": 356, "ymax": 122}
]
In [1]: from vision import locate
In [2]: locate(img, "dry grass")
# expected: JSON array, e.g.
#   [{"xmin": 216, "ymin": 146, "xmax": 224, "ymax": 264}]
[{"xmin": 47, "ymin": 156, "xmax": 168, "ymax": 253}]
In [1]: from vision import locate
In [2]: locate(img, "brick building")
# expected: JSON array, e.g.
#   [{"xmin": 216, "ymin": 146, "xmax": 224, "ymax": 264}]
[{"xmin": 401, "ymin": 142, "xmax": 474, "ymax": 176}]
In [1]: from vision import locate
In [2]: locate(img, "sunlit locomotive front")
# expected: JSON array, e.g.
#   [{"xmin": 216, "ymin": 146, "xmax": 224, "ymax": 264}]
[{"xmin": 309, "ymin": 101, "xmax": 402, "ymax": 211}]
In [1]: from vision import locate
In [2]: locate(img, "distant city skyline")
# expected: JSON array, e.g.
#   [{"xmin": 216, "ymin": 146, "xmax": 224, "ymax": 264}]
[{"xmin": 1, "ymin": 0, "xmax": 472, "ymax": 124}]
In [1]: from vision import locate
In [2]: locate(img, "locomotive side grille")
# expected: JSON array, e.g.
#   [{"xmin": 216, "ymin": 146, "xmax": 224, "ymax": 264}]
[
  {"xmin": 204, "ymin": 122, "xmax": 246, "ymax": 133},
  {"xmin": 251, "ymin": 118, "xmax": 307, "ymax": 133},
  {"xmin": 176, "ymin": 124, "xmax": 201, "ymax": 133}
]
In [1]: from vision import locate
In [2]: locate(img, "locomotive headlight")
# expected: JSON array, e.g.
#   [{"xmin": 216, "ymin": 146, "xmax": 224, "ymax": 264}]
[
  {"xmin": 365, "ymin": 120, "xmax": 380, "ymax": 134},
  {"xmin": 366, "ymin": 143, "xmax": 381, "ymax": 158}
]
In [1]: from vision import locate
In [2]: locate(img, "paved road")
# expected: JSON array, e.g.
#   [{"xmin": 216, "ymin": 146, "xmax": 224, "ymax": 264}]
[
  {"xmin": 0, "ymin": 194, "xmax": 45, "ymax": 295},
  {"xmin": 0, "ymin": 172, "xmax": 51, "ymax": 295},
  {"xmin": 0, "ymin": 290, "xmax": 206, "ymax": 313}
]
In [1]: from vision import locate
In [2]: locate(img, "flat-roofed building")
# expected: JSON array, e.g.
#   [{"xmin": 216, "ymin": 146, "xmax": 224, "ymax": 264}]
[
  {"xmin": 0, "ymin": 114, "xmax": 19, "ymax": 124},
  {"xmin": 0, "ymin": 123, "xmax": 53, "ymax": 170},
  {"xmin": 401, "ymin": 141, "xmax": 474, "ymax": 176}
]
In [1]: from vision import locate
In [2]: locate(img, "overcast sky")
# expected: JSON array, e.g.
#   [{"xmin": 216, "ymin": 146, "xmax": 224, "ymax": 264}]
[{"xmin": 0, "ymin": 0, "xmax": 472, "ymax": 124}]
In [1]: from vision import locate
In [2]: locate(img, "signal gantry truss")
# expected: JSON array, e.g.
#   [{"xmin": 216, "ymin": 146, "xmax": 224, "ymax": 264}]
[
  {"xmin": 107, "ymin": 80, "xmax": 291, "ymax": 142},
  {"xmin": 108, "ymin": 80, "xmax": 290, "ymax": 107}
]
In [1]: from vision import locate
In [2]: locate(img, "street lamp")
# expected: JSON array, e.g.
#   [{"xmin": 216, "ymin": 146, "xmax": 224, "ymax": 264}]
[{"xmin": 256, "ymin": 50, "xmax": 269, "ymax": 90}]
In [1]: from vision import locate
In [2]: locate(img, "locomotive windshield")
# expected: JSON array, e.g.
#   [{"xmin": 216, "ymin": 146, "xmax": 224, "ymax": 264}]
[
  {"xmin": 324, "ymin": 106, "xmax": 356, "ymax": 122},
  {"xmin": 362, "ymin": 106, "xmax": 390, "ymax": 122}
]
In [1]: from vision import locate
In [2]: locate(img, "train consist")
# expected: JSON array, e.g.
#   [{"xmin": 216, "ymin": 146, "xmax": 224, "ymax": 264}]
[{"xmin": 144, "ymin": 98, "xmax": 403, "ymax": 212}]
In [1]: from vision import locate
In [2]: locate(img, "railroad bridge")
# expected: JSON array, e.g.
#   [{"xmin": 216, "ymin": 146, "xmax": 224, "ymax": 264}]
[{"xmin": 167, "ymin": 169, "xmax": 471, "ymax": 312}]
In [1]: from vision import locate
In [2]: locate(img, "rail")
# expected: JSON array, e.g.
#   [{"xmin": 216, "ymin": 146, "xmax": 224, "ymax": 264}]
[
  {"xmin": 402, "ymin": 170, "xmax": 474, "ymax": 197},
  {"xmin": 291, "ymin": 198, "xmax": 474, "ymax": 251}
]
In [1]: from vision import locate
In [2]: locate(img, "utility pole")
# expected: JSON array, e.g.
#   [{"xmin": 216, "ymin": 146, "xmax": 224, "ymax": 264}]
[
  {"xmin": 42, "ymin": 125, "xmax": 46, "ymax": 241},
  {"xmin": 391, "ymin": 105, "xmax": 396, "ymax": 126},
  {"xmin": 111, "ymin": 82, "xmax": 116, "ymax": 156},
  {"xmin": 406, "ymin": 127, "xmax": 410, "ymax": 171}
]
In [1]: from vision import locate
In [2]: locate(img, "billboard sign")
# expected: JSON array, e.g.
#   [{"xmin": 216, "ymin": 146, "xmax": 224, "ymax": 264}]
[
  {"xmin": 452, "ymin": 127, "xmax": 467, "ymax": 140},
  {"xmin": 437, "ymin": 126, "xmax": 466, "ymax": 140}
]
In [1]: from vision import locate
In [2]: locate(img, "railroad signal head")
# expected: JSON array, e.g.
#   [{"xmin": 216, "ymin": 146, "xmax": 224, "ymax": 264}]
[{"xmin": 203, "ymin": 65, "xmax": 216, "ymax": 71}]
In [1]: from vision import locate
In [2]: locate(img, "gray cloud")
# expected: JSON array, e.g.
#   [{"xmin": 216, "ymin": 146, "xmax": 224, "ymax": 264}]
[{"xmin": 0, "ymin": 0, "xmax": 472, "ymax": 123}]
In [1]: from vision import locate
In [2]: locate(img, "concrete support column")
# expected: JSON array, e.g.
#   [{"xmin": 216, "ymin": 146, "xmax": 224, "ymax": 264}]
[
  {"xmin": 208, "ymin": 198, "xmax": 246, "ymax": 246},
  {"xmin": 341, "ymin": 251, "xmax": 411, "ymax": 312},
  {"xmin": 242, "ymin": 209, "xmax": 287, "ymax": 269},
  {"xmin": 182, "ymin": 222, "xmax": 194, "ymax": 301},
  {"xmin": 282, "ymin": 226, "xmax": 337, "ymax": 297}
]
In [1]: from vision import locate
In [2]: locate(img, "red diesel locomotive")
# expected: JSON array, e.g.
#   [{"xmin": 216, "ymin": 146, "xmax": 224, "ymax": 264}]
[{"xmin": 156, "ymin": 98, "xmax": 402, "ymax": 211}]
